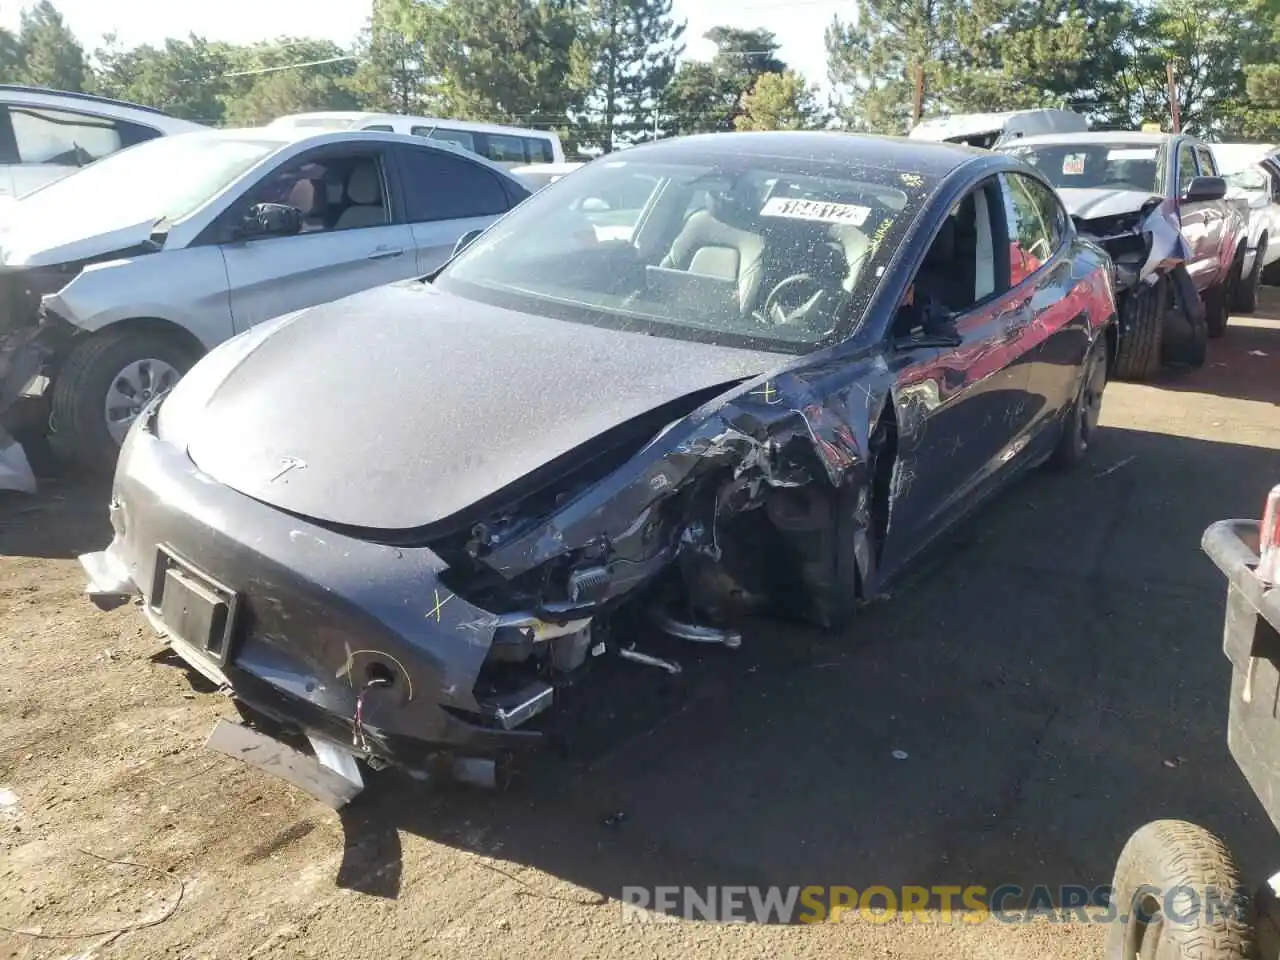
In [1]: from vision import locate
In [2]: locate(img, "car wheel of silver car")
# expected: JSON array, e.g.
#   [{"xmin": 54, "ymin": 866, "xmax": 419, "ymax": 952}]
[
  {"xmin": 49, "ymin": 328, "xmax": 201, "ymax": 473},
  {"xmin": 1049, "ymin": 337, "xmax": 1107, "ymax": 471}
]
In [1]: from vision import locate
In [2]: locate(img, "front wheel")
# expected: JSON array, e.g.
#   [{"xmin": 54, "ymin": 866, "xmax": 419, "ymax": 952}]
[
  {"xmin": 1105, "ymin": 820, "xmax": 1253, "ymax": 960},
  {"xmin": 49, "ymin": 328, "xmax": 200, "ymax": 473}
]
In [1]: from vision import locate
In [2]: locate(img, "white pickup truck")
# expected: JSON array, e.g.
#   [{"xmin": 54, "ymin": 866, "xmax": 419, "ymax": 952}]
[{"xmin": 1212, "ymin": 142, "xmax": 1280, "ymax": 311}]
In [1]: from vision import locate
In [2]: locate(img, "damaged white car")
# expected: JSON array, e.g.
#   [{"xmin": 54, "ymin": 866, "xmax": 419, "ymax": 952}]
[
  {"xmin": 0, "ymin": 125, "xmax": 532, "ymax": 486},
  {"xmin": 999, "ymin": 131, "xmax": 1249, "ymax": 380}
]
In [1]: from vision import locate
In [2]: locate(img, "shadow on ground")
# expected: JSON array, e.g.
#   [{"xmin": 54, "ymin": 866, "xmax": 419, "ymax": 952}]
[
  {"xmin": 1151, "ymin": 303, "xmax": 1280, "ymax": 406},
  {"xmin": 0, "ymin": 474, "xmax": 112, "ymax": 559},
  {"xmin": 333, "ymin": 424, "xmax": 1280, "ymax": 919}
]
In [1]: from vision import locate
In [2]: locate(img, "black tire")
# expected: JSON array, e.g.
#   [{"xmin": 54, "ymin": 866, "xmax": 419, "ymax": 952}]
[
  {"xmin": 1048, "ymin": 334, "xmax": 1108, "ymax": 471},
  {"xmin": 1231, "ymin": 240, "xmax": 1263, "ymax": 314},
  {"xmin": 1105, "ymin": 820, "xmax": 1253, "ymax": 960},
  {"xmin": 1113, "ymin": 280, "xmax": 1165, "ymax": 381},
  {"xmin": 48, "ymin": 328, "xmax": 200, "ymax": 473},
  {"xmin": 1205, "ymin": 278, "xmax": 1231, "ymax": 340}
]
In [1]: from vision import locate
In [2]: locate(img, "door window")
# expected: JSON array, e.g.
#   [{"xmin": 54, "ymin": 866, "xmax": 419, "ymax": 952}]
[
  {"xmin": 1195, "ymin": 144, "xmax": 1218, "ymax": 177},
  {"xmin": 526, "ymin": 137, "xmax": 555, "ymax": 163},
  {"xmin": 1177, "ymin": 142, "xmax": 1198, "ymax": 196},
  {"xmin": 484, "ymin": 133, "xmax": 527, "ymax": 165},
  {"xmin": 413, "ymin": 126, "xmax": 477, "ymax": 154},
  {"xmin": 245, "ymin": 150, "xmax": 391, "ymax": 234},
  {"xmin": 7, "ymin": 105, "xmax": 160, "ymax": 166},
  {"xmin": 1003, "ymin": 172, "xmax": 1065, "ymax": 284},
  {"xmin": 397, "ymin": 145, "xmax": 511, "ymax": 222}
]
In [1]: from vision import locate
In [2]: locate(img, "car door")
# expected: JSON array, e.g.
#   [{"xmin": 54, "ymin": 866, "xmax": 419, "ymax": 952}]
[
  {"xmin": 218, "ymin": 142, "xmax": 416, "ymax": 332},
  {"xmin": 1175, "ymin": 139, "xmax": 1215, "ymax": 289},
  {"xmin": 1002, "ymin": 170, "xmax": 1090, "ymax": 439},
  {"xmin": 878, "ymin": 175, "xmax": 1032, "ymax": 558},
  {"xmin": 1194, "ymin": 143, "xmax": 1232, "ymax": 282},
  {"xmin": 391, "ymin": 143, "xmax": 522, "ymax": 275}
]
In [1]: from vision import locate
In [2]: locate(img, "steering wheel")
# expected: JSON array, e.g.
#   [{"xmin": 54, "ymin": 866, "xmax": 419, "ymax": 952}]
[{"xmin": 762, "ymin": 274, "xmax": 827, "ymax": 326}]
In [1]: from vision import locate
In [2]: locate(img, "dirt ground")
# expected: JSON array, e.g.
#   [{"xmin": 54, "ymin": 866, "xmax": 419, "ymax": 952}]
[{"xmin": 2, "ymin": 297, "xmax": 1280, "ymax": 960}]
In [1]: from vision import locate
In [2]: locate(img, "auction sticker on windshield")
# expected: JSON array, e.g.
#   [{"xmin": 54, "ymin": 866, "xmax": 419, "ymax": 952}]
[
  {"xmin": 761, "ymin": 197, "xmax": 872, "ymax": 226},
  {"xmin": 1108, "ymin": 148, "xmax": 1159, "ymax": 161},
  {"xmin": 1063, "ymin": 154, "xmax": 1086, "ymax": 176}
]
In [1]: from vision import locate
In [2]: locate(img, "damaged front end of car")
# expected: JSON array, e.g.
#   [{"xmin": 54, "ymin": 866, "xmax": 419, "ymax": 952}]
[
  {"xmin": 79, "ymin": 353, "xmax": 889, "ymax": 807},
  {"xmin": 1069, "ymin": 196, "xmax": 1206, "ymax": 372}
]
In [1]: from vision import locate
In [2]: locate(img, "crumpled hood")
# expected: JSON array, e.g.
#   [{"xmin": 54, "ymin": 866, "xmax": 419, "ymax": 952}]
[
  {"xmin": 0, "ymin": 210, "xmax": 157, "ymax": 268},
  {"xmin": 1057, "ymin": 188, "xmax": 1164, "ymax": 221},
  {"xmin": 180, "ymin": 282, "xmax": 789, "ymax": 531}
]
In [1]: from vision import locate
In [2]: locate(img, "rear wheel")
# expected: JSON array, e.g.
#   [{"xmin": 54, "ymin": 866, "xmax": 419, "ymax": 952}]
[
  {"xmin": 1105, "ymin": 820, "xmax": 1253, "ymax": 960},
  {"xmin": 49, "ymin": 328, "xmax": 200, "ymax": 473},
  {"xmin": 1048, "ymin": 335, "xmax": 1107, "ymax": 471},
  {"xmin": 1112, "ymin": 280, "xmax": 1165, "ymax": 381}
]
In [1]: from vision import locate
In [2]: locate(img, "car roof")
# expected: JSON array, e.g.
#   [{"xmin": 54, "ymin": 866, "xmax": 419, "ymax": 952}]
[
  {"xmin": 615, "ymin": 130, "xmax": 986, "ymax": 178},
  {"xmin": 0, "ymin": 83, "xmax": 207, "ymax": 132},
  {"xmin": 271, "ymin": 111, "xmax": 562, "ymax": 140},
  {"xmin": 1009, "ymin": 130, "xmax": 1181, "ymax": 148}
]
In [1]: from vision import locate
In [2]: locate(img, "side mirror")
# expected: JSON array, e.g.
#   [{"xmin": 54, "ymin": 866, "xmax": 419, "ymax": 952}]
[
  {"xmin": 452, "ymin": 228, "xmax": 484, "ymax": 259},
  {"xmin": 1184, "ymin": 176, "xmax": 1227, "ymax": 203},
  {"xmin": 239, "ymin": 202, "xmax": 302, "ymax": 239}
]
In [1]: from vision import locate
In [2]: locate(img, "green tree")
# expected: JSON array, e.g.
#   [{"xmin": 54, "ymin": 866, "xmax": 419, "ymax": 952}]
[
  {"xmin": 221, "ymin": 39, "xmax": 361, "ymax": 125},
  {"xmin": 399, "ymin": 0, "xmax": 587, "ymax": 129},
  {"xmin": 349, "ymin": 0, "xmax": 432, "ymax": 113},
  {"xmin": 91, "ymin": 35, "xmax": 230, "ymax": 124},
  {"xmin": 18, "ymin": 0, "xmax": 86, "ymax": 91},
  {"xmin": 735, "ymin": 70, "xmax": 823, "ymax": 130},
  {"xmin": 0, "ymin": 29, "xmax": 23, "ymax": 83},
  {"xmin": 580, "ymin": 0, "xmax": 685, "ymax": 151},
  {"xmin": 661, "ymin": 26, "xmax": 786, "ymax": 135}
]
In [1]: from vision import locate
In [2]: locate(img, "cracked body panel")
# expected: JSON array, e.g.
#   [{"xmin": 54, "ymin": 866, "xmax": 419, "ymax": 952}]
[{"xmin": 79, "ymin": 132, "xmax": 1118, "ymax": 788}]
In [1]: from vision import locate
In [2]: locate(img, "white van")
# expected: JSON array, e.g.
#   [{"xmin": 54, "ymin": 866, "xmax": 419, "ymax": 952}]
[
  {"xmin": 908, "ymin": 109, "xmax": 1089, "ymax": 149},
  {"xmin": 269, "ymin": 112, "xmax": 565, "ymax": 169}
]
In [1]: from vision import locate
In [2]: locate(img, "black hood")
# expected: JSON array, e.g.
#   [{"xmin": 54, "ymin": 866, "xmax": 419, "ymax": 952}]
[{"xmin": 183, "ymin": 282, "xmax": 788, "ymax": 531}]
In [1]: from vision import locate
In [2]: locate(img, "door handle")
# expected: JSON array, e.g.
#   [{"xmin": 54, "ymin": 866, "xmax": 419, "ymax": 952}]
[{"xmin": 368, "ymin": 245, "xmax": 405, "ymax": 261}]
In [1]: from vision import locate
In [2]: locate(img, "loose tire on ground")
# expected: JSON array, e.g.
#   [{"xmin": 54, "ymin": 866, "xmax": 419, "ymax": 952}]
[
  {"xmin": 1231, "ymin": 239, "xmax": 1264, "ymax": 314},
  {"xmin": 1105, "ymin": 819, "xmax": 1253, "ymax": 960},
  {"xmin": 1047, "ymin": 333, "xmax": 1108, "ymax": 471},
  {"xmin": 48, "ymin": 328, "xmax": 201, "ymax": 473},
  {"xmin": 1112, "ymin": 279, "xmax": 1166, "ymax": 381}
]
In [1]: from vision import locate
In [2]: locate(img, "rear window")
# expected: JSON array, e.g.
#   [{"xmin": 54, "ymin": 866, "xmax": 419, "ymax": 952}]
[{"xmin": 415, "ymin": 126, "xmax": 477, "ymax": 153}]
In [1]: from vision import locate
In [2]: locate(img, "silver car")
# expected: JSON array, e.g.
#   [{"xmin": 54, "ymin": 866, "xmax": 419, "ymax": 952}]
[{"xmin": 0, "ymin": 126, "xmax": 530, "ymax": 475}]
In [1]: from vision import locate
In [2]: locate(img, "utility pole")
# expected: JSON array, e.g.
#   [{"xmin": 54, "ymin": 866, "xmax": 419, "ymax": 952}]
[
  {"xmin": 910, "ymin": 64, "xmax": 925, "ymax": 131},
  {"xmin": 1166, "ymin": 60, "xmax": 1182, "ymax": 134}
]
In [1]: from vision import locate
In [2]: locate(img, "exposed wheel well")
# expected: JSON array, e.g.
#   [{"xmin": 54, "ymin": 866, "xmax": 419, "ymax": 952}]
[
  {"xmin": 868, "ymin": 397, "xmax": 898, "ymax": 573},
  {"xmin": 92, "ymin": 318, "xmax": 208, "ymax": 361}
]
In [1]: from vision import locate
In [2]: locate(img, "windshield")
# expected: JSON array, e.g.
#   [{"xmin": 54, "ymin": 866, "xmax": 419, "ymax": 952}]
[
  {"xmin": 15, "ymin": 134, "xmax": 279, "ymax": 234},
  {"xmin": 1003, "ymin": 142, "xmax": 1166, "ymax": 194},
  {"xmin": 434, "ymin": 151, "xmax": 931, "ymax": 351}
]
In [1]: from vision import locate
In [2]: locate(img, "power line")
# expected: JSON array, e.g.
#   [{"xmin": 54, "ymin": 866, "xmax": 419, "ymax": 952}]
[{"xmin": 218, "ymin": 55, "xmax": 359, "ymax": 80}]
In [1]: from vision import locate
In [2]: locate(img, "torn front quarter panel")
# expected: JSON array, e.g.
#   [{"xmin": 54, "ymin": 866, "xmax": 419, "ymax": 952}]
[{"xmin": 445, "ymin": 361, "xmax": 889, "ymax": 629}]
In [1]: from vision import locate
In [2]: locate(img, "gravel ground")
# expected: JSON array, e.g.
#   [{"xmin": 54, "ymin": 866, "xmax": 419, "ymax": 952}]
[{"xmin": 2, "ymin": 297, "xmax": 1279, "ymax": 960}]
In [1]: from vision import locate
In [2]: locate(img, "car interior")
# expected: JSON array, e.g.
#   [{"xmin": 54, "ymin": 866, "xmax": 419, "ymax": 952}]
[
  {"xmin": 251, "ymin": 153, "xmax": 391, "ymax": 234},
  {"xmin": 890, "ymin": 183, "xmax": 1001, "ymax": 339}
]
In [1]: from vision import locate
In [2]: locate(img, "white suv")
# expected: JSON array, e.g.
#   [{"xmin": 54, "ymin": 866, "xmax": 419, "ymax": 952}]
[{"xmin": 0, "ymin": 84, "xmax": 206, "ymax": 199}]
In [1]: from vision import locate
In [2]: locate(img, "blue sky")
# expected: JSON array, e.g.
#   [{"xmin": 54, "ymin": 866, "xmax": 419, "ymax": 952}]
[{"xmin": 0, "ymin": 0, "xmax": 844, "ymax": 94}]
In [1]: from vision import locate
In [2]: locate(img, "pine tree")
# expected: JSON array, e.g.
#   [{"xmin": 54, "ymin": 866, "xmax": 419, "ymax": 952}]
[
  {"xmin": 581, "ymin": 0, "xmax": 684, "ymax": 151},
  {"xmin": 661, "ymin": 27, "xmax": 786, "ymax": 136},
  {"xmin": 735, "ymin": 70, "xmax": 823, "ymax": 131},
  {"xmin": 18, "ymin": 0, "xmax": 86, "ymax": 92},
  {"xmin": 349, "ymin": 0, "xmax": 431, "ymax": 113}
]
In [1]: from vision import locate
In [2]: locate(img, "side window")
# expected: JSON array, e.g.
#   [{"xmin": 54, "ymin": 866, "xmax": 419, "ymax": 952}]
[
  {"xmin": 1195, "ymin": 145, "xmax": 1218, "ymax": 177},
  {"xmin": 363, "ymin": 124, "xmax": 394, "ymax": 132},
  {"xmin": 414, "ymin": 126, "xmax": 478, "ymax": 155},
  {"xmin": 244, "ymin": 150, "xmax": 391, "ymax": 234},
  {"xmin": 484, "ymin": 133, "xmax": 527, "ymax": 165},
  {"xmin": 397, "ymin": 145, "xmax": 510, "ymax": 222},
  {"xmin": 7, "ymin": 106, "xmax": 159, "ymax": 165},
  {"xmin": 1003, "ymin": 173, "xmax": 1061, "ymax": 284},
  {"xmin": 1177, "ymin": 142, "xmax": 1198, "ymax": 196},
  {"xmin": 894, "ymin": 177, "xmax": 1007, "ymax": 336},
  {"xmin": 526, "ymin": 137, "xmax": 554, "ymax": 164}
]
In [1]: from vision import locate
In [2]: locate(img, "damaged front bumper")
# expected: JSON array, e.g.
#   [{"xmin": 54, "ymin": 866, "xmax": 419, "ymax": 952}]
[{"xmin": 79, "ymin": 414, "xmax": 605, "ymax": 804}]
